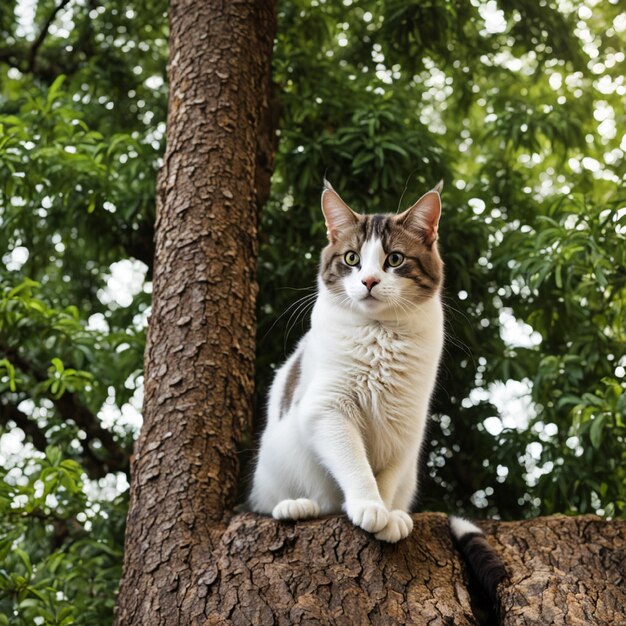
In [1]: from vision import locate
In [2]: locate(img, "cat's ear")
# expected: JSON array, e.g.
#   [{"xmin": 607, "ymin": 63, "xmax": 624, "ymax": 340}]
[
  {"xmin": 321, "ymin": 179, "xmax": 359, "ymax": 243},
  {"xmin": 398, "ymin": 180, "xmax": 443, "ymax": 245}
]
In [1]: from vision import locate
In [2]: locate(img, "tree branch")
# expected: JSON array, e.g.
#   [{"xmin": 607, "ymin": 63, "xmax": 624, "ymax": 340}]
[
  {"xmin": 0, "ymin": 0, "xmax": 97, "ymax": 83},
  {"xmin": 27, "ymin": 0, "xmax": 73, "ymax": 73},
  {"xmin": 0, "ymin": 43, "xmax": 79, "ymax": 83}
]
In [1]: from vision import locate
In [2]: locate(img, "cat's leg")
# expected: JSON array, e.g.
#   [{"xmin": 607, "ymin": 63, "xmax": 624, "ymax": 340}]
[
  {"xmin": 251, "ymin": 409, "xmax": 324, "ymax": 519},
  {"xmin": 375, "ymin": 510, "xmax": 413, "ymax": 543},
  {"xmin": 376, "ymin": 463, "xmax": 409, "ymax": 510},
  {"xmin": 374, "ymin": 455, "xmax": 417, "ymax": 543},
  {"xmin": 387, "ymin": 452, "xmax": 420, "ymax": 512},
  {"xmin": 307, "ymin": 408, "xmax": 389, "ymax": 534}
]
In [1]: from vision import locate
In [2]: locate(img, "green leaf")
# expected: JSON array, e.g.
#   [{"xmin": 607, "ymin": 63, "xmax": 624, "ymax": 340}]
[
  {"xmin": 46, "ymin": 74, "xmax": 67, "ymax": 110},
  {"xmin": 589, "ymin": 415, "xmax": 606, "ymax": 449}
]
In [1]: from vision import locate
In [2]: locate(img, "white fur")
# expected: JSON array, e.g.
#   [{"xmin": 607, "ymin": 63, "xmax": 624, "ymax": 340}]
[
  {"xmin": 250, "ymin": 237, "xmax": 444, "ymax": 543},
  {"xmin": 449, "ymin": 516, "xmax": 483, "ymax": 539}
]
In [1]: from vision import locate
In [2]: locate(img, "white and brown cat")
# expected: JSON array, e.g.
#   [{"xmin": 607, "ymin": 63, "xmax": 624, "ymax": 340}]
[
  {"xmin": 250, "ymin": 179, "xmax": 444, "ymax": 543},
  {"xmin": 251, "ymin": 181, "xmax": 505, "ymax": 593},
  {"xmin": 250, "ymin": 179, "xmax": 507, "ymax": 598}
]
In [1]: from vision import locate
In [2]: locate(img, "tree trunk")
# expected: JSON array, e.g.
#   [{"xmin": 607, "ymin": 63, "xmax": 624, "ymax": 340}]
[
  {"xmin": 202, "ymin": 513, "xmax": 479, "ymax": 625},
  {"xmin": 115, "ymin": 0, "xmax": 276, "ymax": 622}
]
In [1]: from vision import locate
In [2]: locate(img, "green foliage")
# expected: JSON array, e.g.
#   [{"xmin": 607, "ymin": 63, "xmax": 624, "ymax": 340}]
[
  {"xmin": 0, "ymin": 0, "xmax": 624, "ymax": 621},
  {"xmin": 491, "ymin": 189, "xmax": 626, "ymax": 517},
  {"xmin": 1, "ymin": 1, "xmax": 166, "ymax": 622},
  {"xmin": 0, "ymin": 447, "xmax": 125, "ymax": 625}
]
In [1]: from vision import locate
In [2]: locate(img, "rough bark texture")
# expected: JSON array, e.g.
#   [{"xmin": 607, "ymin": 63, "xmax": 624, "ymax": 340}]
[
  {"xmin": 115, "ymin": 0, "xmax": 276, "ymax": 622},
  {"xmin": 203, "ymin": 513, "xmax": 478, "ymax": 626},
  {"xmin": 486, "ymin": 515, "xmax": 626, "ymax": 626},
  {"xmin": 118, "ymin": 510, "xmax": 624, "ymax": 625}
]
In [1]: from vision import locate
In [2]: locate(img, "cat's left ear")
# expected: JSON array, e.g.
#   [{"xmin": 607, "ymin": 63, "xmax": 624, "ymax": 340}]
[
  {"xmin": 398, "ymin": 180, "xmax": 443, "ymax": 245},
  {"xmin": 321, "ymin": 179, "xmax": 359, "ymax": 243}
]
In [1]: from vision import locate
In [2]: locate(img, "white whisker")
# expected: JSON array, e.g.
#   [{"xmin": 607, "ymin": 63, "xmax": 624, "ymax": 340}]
[{"xmin": 261, "ymin": 292, "xmax": 317, "ymax": 344}]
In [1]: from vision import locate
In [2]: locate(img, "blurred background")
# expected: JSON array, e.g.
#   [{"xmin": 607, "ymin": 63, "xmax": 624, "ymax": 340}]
[{"xmin": 0, "ymin": 0, "xmax": 624, "ymax": 622}]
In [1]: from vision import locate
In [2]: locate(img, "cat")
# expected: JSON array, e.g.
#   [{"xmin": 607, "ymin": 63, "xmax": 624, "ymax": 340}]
[
  {"xmin": 249, "ymin": 179, "xmax": 508, "ymax": 600},
  {"xmin": 249, "ymin": 178, "xmax": 445, "ymax": 543}
]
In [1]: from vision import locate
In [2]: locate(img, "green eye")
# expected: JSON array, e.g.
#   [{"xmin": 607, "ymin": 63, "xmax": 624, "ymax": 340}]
[
  {"xmin": 387, "ymin": 252, "xmax": 405, "ymax": 268},
  {"xmin": 344, "ymin": 251, "xmax": 360, "ymax": 266}
]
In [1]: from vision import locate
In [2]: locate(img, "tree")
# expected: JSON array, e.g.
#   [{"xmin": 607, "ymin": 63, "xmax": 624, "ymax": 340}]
[
  {"xmin": 0, "ymin": 0, "xmax": 624, "ymax": 623},
  {"xmin": 114, "ymin": 0, "xmax": 277, "ymax": 621}
]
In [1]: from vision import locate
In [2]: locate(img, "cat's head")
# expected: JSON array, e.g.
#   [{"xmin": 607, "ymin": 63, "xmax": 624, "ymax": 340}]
[{"xmin": 319, "ymin": 179, "xmax": 444, "ymax": 319}]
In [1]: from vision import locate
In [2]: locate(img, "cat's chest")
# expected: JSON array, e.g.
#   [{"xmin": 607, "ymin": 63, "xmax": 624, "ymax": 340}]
[{"xmin": 345, "ymin": 324, "xmax": 415, "ymax": 400}]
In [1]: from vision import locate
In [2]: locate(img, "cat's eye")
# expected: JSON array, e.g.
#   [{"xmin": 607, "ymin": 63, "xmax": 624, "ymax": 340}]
[
  {"xmin": 344, "ymin": 251, "xmax": 360, "ymax": 266},
  {"xmin": 386, "ymin": 252, "xmax": 405, "ymax": 268}
]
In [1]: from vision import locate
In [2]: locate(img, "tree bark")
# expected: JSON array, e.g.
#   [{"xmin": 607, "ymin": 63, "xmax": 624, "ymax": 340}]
[
  {"xmin": 202, "ymin": 513, "xmax": 478, "ymax": 626},
  {"xmin": 115, "ymin": 0, "xmax": 276, "ymax": 622},
  {"xmin": 123, "ymin": 511, "xmax": 621, "ymax": 626},
  {"xmin": 486, "ymin": 515, "xmax": 626, "ymax": 626}
]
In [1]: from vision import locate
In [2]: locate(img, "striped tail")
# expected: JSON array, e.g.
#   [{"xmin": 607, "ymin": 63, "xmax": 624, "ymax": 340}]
[{"xmin": 449, "ymin": 516, "xmax": 508, "ymax": 605}]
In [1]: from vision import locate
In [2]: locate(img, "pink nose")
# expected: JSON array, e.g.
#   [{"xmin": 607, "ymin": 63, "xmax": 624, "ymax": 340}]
[{"xmin": 362, "ymin": 277, "xmax": 380, "ymax": 291}]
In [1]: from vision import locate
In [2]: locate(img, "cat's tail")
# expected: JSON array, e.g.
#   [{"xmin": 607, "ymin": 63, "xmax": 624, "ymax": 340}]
[{"xmin": 449, "ymin": 516, "xmax": 508, "ymax": 605}]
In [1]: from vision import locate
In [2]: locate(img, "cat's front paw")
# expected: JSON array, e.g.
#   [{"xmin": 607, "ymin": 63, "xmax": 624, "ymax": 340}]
[
  {"xmin": 345, "ymin": 499, "xmax": 389, "ymax": 533},
  {"xmin": 375, "ymin": 509, "xmax": 413, "ymax": 543},
  {"xmin": 272, "ymin": 498, "xmax": 320, "ymax": 520}
]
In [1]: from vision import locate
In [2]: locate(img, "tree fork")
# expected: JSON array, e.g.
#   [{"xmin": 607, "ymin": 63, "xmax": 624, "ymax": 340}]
[{"xmin": 115, "ymin": 0, "xmax": 277, "ymax": 622}]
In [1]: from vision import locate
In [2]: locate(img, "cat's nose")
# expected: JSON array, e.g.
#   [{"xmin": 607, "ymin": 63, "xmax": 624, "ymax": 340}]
[{"xmin": 362, "ymin": 277, "xmax": 380, "ymax": 292}]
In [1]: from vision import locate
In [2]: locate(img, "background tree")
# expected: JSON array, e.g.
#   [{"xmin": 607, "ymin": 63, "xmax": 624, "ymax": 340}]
[
  {"xmin": 0, "ymin": 0, "xmax": 624, "ymax": 623},
  {"xmin": 257, "ymin": 0, "xmax": 626, "ymax": 521}
]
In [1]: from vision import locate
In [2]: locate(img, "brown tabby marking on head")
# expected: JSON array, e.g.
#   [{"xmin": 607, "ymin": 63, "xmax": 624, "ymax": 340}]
[
  {"xmin": 280, "ymin": 351, "xmax": 302, "ymax": 417},
  {"xmin": 363, "ymin": 214, "xmax": 389, "ymax": 241},
  {"xmin": 320, "ymin": 212, "xmax": 443, "ymax": 301},
  {"xmin": 382, "ymin": 217, "xmax": 443, "ymax": 291}
]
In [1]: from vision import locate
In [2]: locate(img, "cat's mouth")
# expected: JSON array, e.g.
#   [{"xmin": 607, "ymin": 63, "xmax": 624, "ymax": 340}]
[{"xmin": 360, "ymin": 294, "xmax": 380, "ymax": 303}]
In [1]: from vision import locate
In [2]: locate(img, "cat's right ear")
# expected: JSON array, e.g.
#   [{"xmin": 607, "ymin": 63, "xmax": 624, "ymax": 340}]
[
  {"xmin": 321, "ymin": 180, "xmax": 359, "ymax": 243},
  {"xmin": 398, "ymin": 182, "xmax": 443, "ymax": 246}
]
